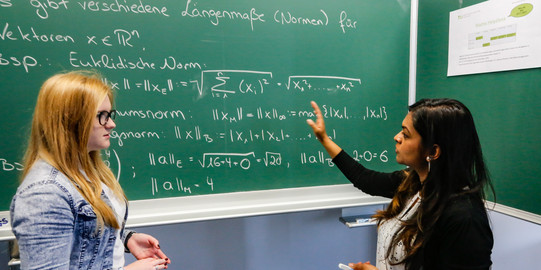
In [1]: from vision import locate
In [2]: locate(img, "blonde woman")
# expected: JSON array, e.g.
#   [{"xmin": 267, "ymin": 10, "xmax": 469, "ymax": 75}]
[{"xmin": 10, "ymin": 71, "xmax": 171, "ymax": 270}]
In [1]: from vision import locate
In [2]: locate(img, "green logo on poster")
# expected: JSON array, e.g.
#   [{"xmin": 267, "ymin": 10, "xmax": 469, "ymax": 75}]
[{"xmin": 509, "ymin": 3, "xmax": 533, "ymax": 18}]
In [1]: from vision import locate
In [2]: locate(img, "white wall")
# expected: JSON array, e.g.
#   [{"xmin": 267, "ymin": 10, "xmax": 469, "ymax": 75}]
[
  {"xmin": 126, "ymin": 208, "xmax": 377, "ymax": 270},
  {"xmin": 489, "ymin": 210, "xmax": 541, "ymax": 270}
]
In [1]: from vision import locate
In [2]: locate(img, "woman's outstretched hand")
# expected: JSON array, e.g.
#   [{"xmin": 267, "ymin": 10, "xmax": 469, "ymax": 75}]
[
  {"xmin": 127, "ymin": 233, "xmax": 170, "ymax": 267},
  {"xmin": 306, "ymin": 101, "xmax": 343, "ymax": 158},
  {"xmin": 306, "ymin": 101, "xmax": 328, "ymax": 141}
]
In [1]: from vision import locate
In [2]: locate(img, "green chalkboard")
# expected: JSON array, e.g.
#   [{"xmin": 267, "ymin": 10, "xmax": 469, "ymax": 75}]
[
  {"xmin": 417, "ymin": 0, "xmax": 541, "ymax": 215},
  {"xmin": 0, "ymin": 0, "xmax": 409, "ymax": 212}
]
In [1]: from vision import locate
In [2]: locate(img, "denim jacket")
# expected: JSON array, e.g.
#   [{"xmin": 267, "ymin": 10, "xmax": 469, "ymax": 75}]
[{"xmin": 10, "ymin": 160, "xmax": 129, "ymax": 270}]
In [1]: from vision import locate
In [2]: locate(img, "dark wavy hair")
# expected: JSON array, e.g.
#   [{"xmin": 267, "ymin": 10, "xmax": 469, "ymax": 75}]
[{"xmin": 373, "ymin": 98, "xmax": 495, "ymax": 268}]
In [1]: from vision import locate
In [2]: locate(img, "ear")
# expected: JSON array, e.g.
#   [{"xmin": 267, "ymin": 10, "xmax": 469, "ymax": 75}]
[{"xmin": 428, "ymin": 144, "xmax": 441, "ymax": 160}]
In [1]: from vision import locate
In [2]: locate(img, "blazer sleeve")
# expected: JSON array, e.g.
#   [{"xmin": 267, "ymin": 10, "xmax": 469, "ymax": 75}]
[{"xmin": 332, "ymin": 150, "xmax": 404, "ymax": 199}]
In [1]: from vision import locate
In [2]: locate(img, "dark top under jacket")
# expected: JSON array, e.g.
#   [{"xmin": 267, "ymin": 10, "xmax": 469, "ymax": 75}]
[{"xmin": 332, "ymin": 150, "xmax": 493, "ymax": 270}]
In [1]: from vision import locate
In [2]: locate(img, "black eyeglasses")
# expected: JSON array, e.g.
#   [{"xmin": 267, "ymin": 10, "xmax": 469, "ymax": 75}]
[{"xmin": 97, "ymin": 110, "xmax": 116, "ymax": 126}]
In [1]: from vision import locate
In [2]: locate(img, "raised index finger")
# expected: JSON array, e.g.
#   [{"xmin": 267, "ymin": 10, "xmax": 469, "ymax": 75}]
[{"xmin": 310, "ymin": 101, "xmax": 323, "ymax": 121}]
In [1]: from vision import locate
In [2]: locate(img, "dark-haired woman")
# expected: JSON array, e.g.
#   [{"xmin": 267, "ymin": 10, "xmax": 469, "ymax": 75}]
[{"xmin": 307, "ymin": 99, "xmax": 494, "ymax": 270}]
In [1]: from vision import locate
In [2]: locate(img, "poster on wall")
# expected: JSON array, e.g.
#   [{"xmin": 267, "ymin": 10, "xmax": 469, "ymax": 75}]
[{"xmin": 448, "ymin": 0, "xmax": 541, "ymax": 76}]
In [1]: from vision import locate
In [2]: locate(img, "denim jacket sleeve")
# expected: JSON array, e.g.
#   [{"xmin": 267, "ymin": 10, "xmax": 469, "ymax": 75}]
[
  {"xmin": 11, "ymin": 160, "xmax": 118, "ymax": 269},
  {"xmin": 11, "ymin": 179, "xmax": 75, "ymax": 270},
  {"xmin": 122, "ymin": 229, "xmax": 135, "ymax": 253}
]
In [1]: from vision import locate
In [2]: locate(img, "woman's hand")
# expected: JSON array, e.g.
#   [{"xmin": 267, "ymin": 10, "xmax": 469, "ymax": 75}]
[
  {"xmin": 349, "ymin": 261, "xmax": 378, "ymax": 270},
  {"xmin": 306, "ymin": 101, "xmax": 343, "ymax": 158},
  {"xmin": 306, "ymin": 101, "xmax": 328, "ymax": 141},
  {"xmin": 124, "ymin": 258, "xmax": 168, "ymax": 270},
  {"xmin": 127, "ymin": 233, "xmax": 171, "ymax": 266}
]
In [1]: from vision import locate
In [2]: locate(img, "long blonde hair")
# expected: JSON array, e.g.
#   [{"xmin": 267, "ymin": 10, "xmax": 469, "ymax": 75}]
[{"xmin": 22, "ymin": 70, "xmax": 126, "ymax": 229}]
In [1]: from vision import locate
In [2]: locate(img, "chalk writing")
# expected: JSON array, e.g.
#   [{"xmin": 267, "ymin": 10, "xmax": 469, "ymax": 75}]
[
  {"xmin": 69, "ymin": 51, "xmax": 157, "ymax": 70},
  {"xmin": 197, "ymin": 152, "xmax": 288, "ymax": 170},
  {"xmin": 0, "ymin": 158, "xmax": 23, "ymax": 171},
  {"xmin": 86, "ymin": 29, "xmax": 141, "ymax": 47},
  {"xmin": 146, "ymin": 151, "xmax": 285, "ymax": 171},
  {"xmin": 273, "ymin": 9, "xmax": 328, "ymax": 26},
  {"xmin": 0, "ymin": 22, "xmax": 75, "ymax": 43},
  {"xmin": 78, "ymin": 0, "xmax": 169, "ymax": 17},
  {"xmin": 182, "ymin": 0, "xmax": 265, "ymax": 31},
  {"xmin": 321, "ymin": 105, "xmax": 349, "ymax": 119},
  {"xmin": 0, "ymin": 0, "xmax": 407, "ymax": 204},
  {"xmin": 117, "ymin": 109, "xmax": 187, "ymax": 120},
  {"xmin": 363, "ymin": 106, "xmax": 388, "ymax": 120},
  {"xmin": 160, "ymin": 57, "xmax": 202, "ymax": 71},
  {"xmin": 300, "ymin": 151, "xmax": 334, "ymax": 166},
  {"xmin": 286, "ymin": 76, "xmax": 361, "ymax": 92},
  {"xmin": 111, "ymin": 130, "xmax": 161, "ymax": 147},
  {"xmin": 199, "ymin": 152, "xmax": 254, "ymax": 169},
  {"xmin": 339, "ymin": 11, "xmax": 357, "ymax": 33},
  {"xmin": 0, "ymin": 53, "xmax": 37, "ymax": 73},
  {"xmin": 103, "ymin": 72, "xmax": 362, "ymax": 98},
  {"xmin": 30, "ymin": 0, "xmax": 68, "ymax": 19},
  {"xmin": 152, "ymin": 177, "xmax": 190, "ymax": 195},
  {"xmin": 149, "ymin": 153, "xmax": 183, "ymax": 169},
  {"xmin": 0, "ymin": 0, "xmax": 12, "ymax": 8},
  {"xmin": 170, "ymin": 125, "xmax": 341, "ymax": 145},
  {"xmin": 352, "ymin": 150, "xmax": 389, "ymax": 163}
]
